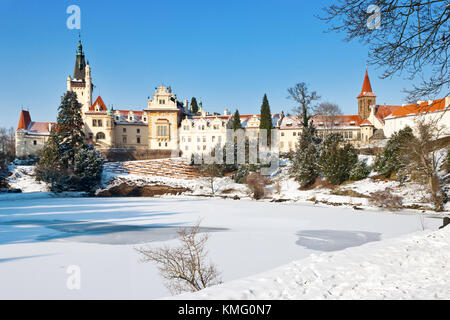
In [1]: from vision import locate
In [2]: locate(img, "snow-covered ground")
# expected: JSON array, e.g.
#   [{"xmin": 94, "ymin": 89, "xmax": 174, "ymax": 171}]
[
  {"xmin": 0, "ymin": 196, "xmax": 444, "ymax": 299},
  {"xmin": 177, "ymin": 227, "xmax": 450, "ymax": 300},
  {"xmin": 6, "ymin": 165, "xmax": 47, "ymax": 193}
]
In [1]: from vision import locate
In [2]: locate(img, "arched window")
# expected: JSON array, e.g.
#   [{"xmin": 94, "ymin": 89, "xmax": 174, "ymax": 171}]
[{"xmin": 96, "ymin": 132, "xmax": 105, "ymax": 140}]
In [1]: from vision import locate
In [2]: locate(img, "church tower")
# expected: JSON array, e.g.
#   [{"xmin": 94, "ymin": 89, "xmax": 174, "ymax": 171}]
[
  {"xmin": 67, "ymin": 37, "xmax": 93, "ymax": 114},
  {"xmin": 357, "ymin": 70, "xmax": 376, "ymax": 120}
]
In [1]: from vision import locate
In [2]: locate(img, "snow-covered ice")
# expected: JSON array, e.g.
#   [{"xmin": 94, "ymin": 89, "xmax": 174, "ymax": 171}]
[
  {"xmin": 0, "ymin": 196, "xmax": 444, "ymax": 299},
  {"xmin": 177, "ymin": 227, "xmax": 450, "ymax": 300}
]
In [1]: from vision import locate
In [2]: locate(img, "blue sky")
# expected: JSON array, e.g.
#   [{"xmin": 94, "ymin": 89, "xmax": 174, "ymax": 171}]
[{"xmin": 0, "ymin": 0, "xmax": 419, "ymax": 128}]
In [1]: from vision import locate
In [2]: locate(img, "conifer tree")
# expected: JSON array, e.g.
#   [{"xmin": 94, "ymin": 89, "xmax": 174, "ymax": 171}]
[
  {"xmin": 290, "ymin": 124, "xmax": 321, "ymax": 188},
  {"xmin": 259, "ymin": 94, "xmax": 273, "ymax": 142},
  {"xmin": 233, "ymin": 109, "xmax": 242, "ymax": 131},
  {"xmin": 74, "ymin": 146, "xmax": 104, "ymax": 192},
  {"xmin": 56, "ymin": 91, "xmax": 85, "ymax": 167},
  {"xmin": 373, "ymin": 126, "xmax": 414, "ymax": 179},
  {"xmin": 190, "ymin": 97, "xmax": 199, "ymax": 114},
  {"xmin": 318, "ymin": 133, "xmax": 358, "ymax": 185}
]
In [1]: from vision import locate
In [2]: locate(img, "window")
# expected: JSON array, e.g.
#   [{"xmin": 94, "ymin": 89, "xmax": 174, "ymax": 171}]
[
  {"xmin": 98, "ymin": 119, "xmax": 103, "ymax": 127},
  {"xmin": 165, "ymin": 142, "xmax": 168, "ymax": 147},
  {"xmin": 157, "ymin": 125, "xmax": 168, "ymax": 137},
  {"xmin": 159, "ymin": 99, "xmax": 165, "ymax": 104},
  {"xmin": 188, "ymin": 137, "xmax": 192, "ymax": 142},
  {"xmin": 281, "ymin": 132, "xmax": 285, "ymax": 137},
  {"xmin": 96, "ymin": 132, "xmax": 105, "ymax": 140},
  {"xmin": 213, "ymin": 125, "xmax": 219, "ymax": 130},
  {"xmin": 89, "ymin": 133, "xmax": 93, "ymax": 139},
  {"xmin": 212, "ymin": 136, "xmax": 215, "ymax": 142},
  {"xmin": 185, "ymin": 146, "xmax": 188, "ymax": 151},
  {"xmin": 293, "ymin": 132, "xmax": 296, "ymax": 136},
  {"xmin": 137, "ymin": 128, "xmax": 140, "ymax": 134},
  {"xmin": 203, "ymin": 145, "xmax": 206, "ymax": 150},
  {"xmin": 203, "ymin": 136, "xmax": 206, "ymax": 142},
  {"xmin": 123, "ymin": 128, "xmax": 127, "ymax": 133},
  {"xmin": 92, "ymin": 119, "xmax": 97, "ymax": 127},
  {"xmin": 197, "ymin": 137, "xmax": 200, "ymax": 142},
  {"xmin": 122, "ymin": 136, "xmax": 127, "ymax": 143},
  {"xmin": 137, "ymin": 137, "xmax": 141, "ymax": 144},
  {"xmin": 159, "ymin": 142, "xmax": 162, "ymax": 147},
  {"xmin": 115, "ymin": 116, "xmax": 119, "ymax": 121},
  {"xmin": 143, "ymin": 117, "xmax": 147, "ymax": 122},
  {"xmin": 182, "ymin": 137, "xmax": 185, "ymax": 142},
  {"xmin": 33, "ymin": 140, "xmax": 37, "ymax": 145}
]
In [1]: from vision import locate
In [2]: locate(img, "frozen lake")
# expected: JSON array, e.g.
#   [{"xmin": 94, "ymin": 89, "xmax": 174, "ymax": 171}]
[{"xmin": 0, "ymin": 196, "xmax": 442, "ymax": 299}]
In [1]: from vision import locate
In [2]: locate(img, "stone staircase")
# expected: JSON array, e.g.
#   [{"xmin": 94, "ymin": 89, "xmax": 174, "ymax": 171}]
[{"xmin": 103, "ymin": 158, "xmax": 203, "ymax": 180}]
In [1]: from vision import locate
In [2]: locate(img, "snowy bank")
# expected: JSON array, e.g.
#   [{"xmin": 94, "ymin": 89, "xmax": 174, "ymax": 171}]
[{"xmin": 175, "ymin": 227, "xmax": 450, "ymax": 300}]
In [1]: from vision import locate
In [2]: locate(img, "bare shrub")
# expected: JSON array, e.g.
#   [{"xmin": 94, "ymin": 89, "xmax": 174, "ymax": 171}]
[
  {"xmin": 136, "ymin": 221, "xmax": 222, "ymax": 295},
  {"xmin": 369, "ymin": 188, "xmax": 403, "ymax": 211},
  {"xmin": 245, "ymin": 172, "xmax": 269, "ymax": 200},
  {"xmin": 274, "ymin": 181, "xmax": 282, "ymax": 194}
]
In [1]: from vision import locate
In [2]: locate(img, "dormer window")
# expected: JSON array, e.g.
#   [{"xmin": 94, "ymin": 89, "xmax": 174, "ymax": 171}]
[
  {"xmin": 350, "ymin": 121, "xmax": 356, "ymax": 125},
  {"xmin": 159, "ymin": 99, "xmax": 165, "ymax": 105},
  {"xmin": 115, "ymin": 116, "xmax": 119, "ymax": 121}
]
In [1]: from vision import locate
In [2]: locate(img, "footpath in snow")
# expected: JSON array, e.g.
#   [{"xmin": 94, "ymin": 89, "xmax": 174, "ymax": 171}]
[{"xmin": 175, "ymin": 227, "xmax": 450, "ymax": 300}]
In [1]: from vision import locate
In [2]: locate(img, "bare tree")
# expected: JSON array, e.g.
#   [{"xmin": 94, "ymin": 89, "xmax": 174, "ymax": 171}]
[
  {"xmin": 400, "ymin": 118, "xmax": 446, "ymax": 211},
  {"xmin": 313, "ymin": 102, "xmax": 343, "ymax": 131},
  {"xmin": 320, "ymin": 1, "xmax": 450, "ymax": 102},
  {"xmin": 136, "ymin": 221, "xmax": 222, "ymax": 295},
  {"xmin": 287, "ymin": 83, "xmax": 321, "ymax": 128},
  {"xmin": 199, "ymin": 163, "xmax": 223, "ymax": 196}
]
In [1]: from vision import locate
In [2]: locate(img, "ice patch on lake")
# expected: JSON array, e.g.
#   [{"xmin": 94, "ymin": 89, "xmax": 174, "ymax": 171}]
[{"xmin": 296, "ymin": 230, "xmax": 381, "ymax": 251}]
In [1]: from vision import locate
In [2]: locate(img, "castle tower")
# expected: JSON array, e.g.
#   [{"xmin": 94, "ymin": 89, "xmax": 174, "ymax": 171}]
[
  {"xmin": 67, "ymin": 36, "xmax": 93, "ymax": 114},
  {"xmin": 357, "ymin": 70, "xmax": 376, "ymax": 120}
]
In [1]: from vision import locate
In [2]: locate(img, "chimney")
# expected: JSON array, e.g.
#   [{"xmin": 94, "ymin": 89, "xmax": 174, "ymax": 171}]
[{"xmin": 223, "ymin": 109, "xmax": 230, "ymax": 116}]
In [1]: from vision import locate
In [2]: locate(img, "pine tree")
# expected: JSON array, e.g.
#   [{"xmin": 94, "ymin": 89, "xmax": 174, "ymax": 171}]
[
  {"xmin": 259, "ymin": 94, "xmax": 273, "ymax": 142},
  {"xmin": 74, "ymin": 146, "xmax": 104, "ymax": 192},
  {"xmin": 350, "ymin": 160, "xmax": 371, "ymax": 181},
  {"xmin": 35, "ymin": 91, "xmax": 104, "ymax": 192},
  {"xmin": 290, "ymin": 124, "xmax": 321, "ymax": 188},
  {"xmin": 35, "ymin": 131, "xmax": 65, "ymax": 191},
  {"xmin": 56, "ymin": 91, "xmax": 85, "ymax": 167},
  {"xmin": 190, "ymin": 97, "xmax": 199, "ymax": 114},
  {"xmin": 318, "ymin": 133, "xmax": 358, "ymax": 185},
  {"xmin": 233, "ymin": 109, "xmax": 242, "ymax": 131},
  {"xmin": 374, "ymin": 126, "xmax": 414, "ymax": 179}
]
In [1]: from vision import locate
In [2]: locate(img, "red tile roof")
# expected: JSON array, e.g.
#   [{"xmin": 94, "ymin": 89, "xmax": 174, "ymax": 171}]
[
  {"xmin": 357, "ymin": 70, "xmax": 376, "ymax": 98},
  {"xmin": 17, "ymin": 110, "xmax": 31, "ymax": 130},
  {"xmin": 375, "ymin": 105, "xmax": 402, "ymax": 120},
  {"xmin": 312, "ymin": 114, "xmax": 363, "ymax": 127},
  {"xmin": 90, "ymin": 96, "xmax": 107, "ymax": 111},
  {"xmin": 360, "ymin": 119, "xmax": 373, "ymax": 126},
  {"xmin": 389, "ymin": 98, "xmax": 447, "ymax": 118}
]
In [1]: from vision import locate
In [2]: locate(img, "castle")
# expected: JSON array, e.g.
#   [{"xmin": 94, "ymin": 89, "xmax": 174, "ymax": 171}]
[{"xmin": 15, "ymin": 40, "xmax": 449, "ymax": 158}]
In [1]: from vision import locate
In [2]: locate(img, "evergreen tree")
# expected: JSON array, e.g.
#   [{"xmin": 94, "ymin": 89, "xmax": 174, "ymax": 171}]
[
  {"xmin": 56, "ymin": 91, "xmax": 85, "ymax": 167},
  {"xmin": 35, "ymin": 91, "xmax": 104, "ymax": 192},
  {"xmin": 290, "ymin": 124, "xmax": 321, "ymax": 188},
  {"xmin": 373, "ymin": 126, "xmax": 414, "ymax": 179},
  {"xmin": 259, "ymin": 94, "xmax": 273, "ymax": 142},
  {"xmin": 259, "ymin": 94, "xmax": 273, "ymax": 131},
  {"xmin": 233, "ymin": 109, "xmax": 242, "ymax": 131},
  {"xmin": 74, "ymin": 146, "xmax": 104, "ymax": 192},
  {"xmin": 190, "ymin": 97, "xmax": 199, "ymax": 114},
  {"xmin": 350, "ymin": 160, "xmax": 371, "ymax": 181},
  {"xmin": 318, "ymin": 133, "xmax": 358, "ymax": 185}
]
